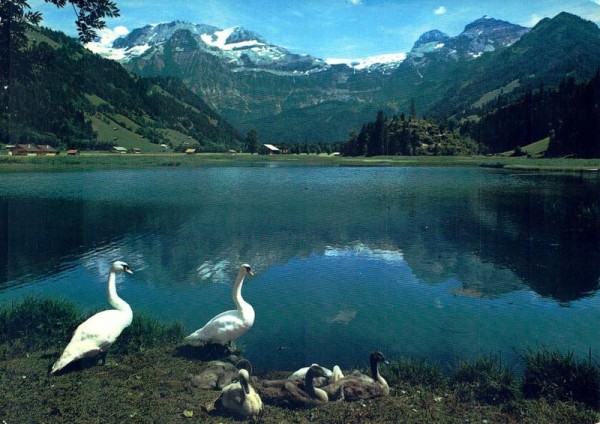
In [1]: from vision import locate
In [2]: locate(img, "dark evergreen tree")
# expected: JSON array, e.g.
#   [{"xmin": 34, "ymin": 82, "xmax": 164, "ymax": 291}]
[
  {"xmin": 410, "ymin": 98, "xmax": 417, "ymax": 118},
  {"xmin": 367, "ymin": 110, "xmax": 387, "ymax": 156},
  {"xmin": 245, "ymin": 129, "xmax": 259, "ymax": 154}
]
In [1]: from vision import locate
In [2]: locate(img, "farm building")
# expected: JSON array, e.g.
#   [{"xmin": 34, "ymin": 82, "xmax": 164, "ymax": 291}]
[
  {"xmin": 10, "ymin": 144, "xmax": 58, "ymax": 156},
  {"xmin": 261, "ymin": 144, "xmax": 280, "ymax": 155},
  {"xmin": 36, "ymin": 145, "xmax": 59, "ymax": 155}
]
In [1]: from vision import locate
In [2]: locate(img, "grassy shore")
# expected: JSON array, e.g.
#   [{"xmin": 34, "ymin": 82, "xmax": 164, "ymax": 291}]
[
  {"xmin": 1, "ymin": 297, "xmax": 600, "ymax": 423},
  {"xmin": 1, "ymin": 152, "xmax": 600, "ymax": 173}
]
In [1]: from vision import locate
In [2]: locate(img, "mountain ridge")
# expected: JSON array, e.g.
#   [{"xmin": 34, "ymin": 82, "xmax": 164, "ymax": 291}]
[
  {"xmin": 107, "ymin": 13, "xmax": 550, "ymax": 142},
  {"xmin": 104, "ymin": 14, "xmax": 531, "ymax": 74},
  {"xmin": 80, "ymin": 12, "xmax": 600, "ymax": 144},
  {"xmin": 0, "ymin": 26, "xmax": 242, "ymax": 151}
]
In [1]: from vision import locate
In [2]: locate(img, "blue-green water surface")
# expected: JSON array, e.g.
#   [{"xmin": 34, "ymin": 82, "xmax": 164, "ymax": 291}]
[{"xmin": 1, "ymin": 166, "xmax": 599, "ymax": 371}]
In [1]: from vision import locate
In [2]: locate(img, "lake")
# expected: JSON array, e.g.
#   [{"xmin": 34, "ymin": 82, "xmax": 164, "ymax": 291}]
[{"xmin": 1, "ymin": 165, "xmax": 599, "ymax": 372}]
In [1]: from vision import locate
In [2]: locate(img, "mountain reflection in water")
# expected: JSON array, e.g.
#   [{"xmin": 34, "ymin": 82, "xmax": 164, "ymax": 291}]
[{"xmin": 0, "ymin": 167, "xmax": 598, "ymax": 369}]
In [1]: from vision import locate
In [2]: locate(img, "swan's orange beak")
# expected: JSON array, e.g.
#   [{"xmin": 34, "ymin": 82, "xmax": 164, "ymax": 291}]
[
  {"xmin": 248, "ymin": 270, "xmax": 255, "ymax": 276},
  {"xmin": 124, "ymin": 265, "xmax": 133, "ymax": 274}
]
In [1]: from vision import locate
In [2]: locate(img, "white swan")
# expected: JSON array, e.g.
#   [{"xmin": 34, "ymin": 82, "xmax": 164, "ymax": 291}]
[
  {"xmin": 220, "ymin": 367, "xmax": 263, "ymax": 420},
  {"xmin": 50, "ymin": 261, "xmax": 133, "ymax": 374},
  {"xmin": 185, "ymin": 263, "xmax": 255, "ymax": 345}
]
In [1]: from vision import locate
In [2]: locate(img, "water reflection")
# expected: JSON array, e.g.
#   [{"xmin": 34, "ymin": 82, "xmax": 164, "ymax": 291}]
[
  {"xmin": 0, "ymin": 167, "xmax": 599, "ymax": 368},
  {"xmin": 1, "ymin": 168, "xmax": 598, "ymax": 300}
]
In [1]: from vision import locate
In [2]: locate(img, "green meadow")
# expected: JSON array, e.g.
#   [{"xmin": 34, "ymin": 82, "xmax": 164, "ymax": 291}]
[{"xmin": 1, "ymin": 152, "xmax": 600, "ymax": 173}]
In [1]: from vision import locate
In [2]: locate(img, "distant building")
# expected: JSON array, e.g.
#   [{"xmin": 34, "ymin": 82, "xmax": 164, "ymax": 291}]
[
  {"xmin": 36, "ymin": 145, "xmax": 59, "ymax": 155},
  {"xmin": 261, "ymin": 144, "xmax": 280, "ymax": 155},
  {"xmin": 128, "ymin": 147, "xmax": 141, "ymax": 154},
  {"xmin": 112, "ymin": 146, "xmax": 127, "ymax": 154},
  {"xmin": 11, "ymin": 144, "xmax": 40, "ymax": 156},
  {"xmin": 66, "ymin": 149, "xmax": 80, "ymax": 156},
  {"xmin": 185, "ymin": 148, "xmax": 197, "ymax": 155}
]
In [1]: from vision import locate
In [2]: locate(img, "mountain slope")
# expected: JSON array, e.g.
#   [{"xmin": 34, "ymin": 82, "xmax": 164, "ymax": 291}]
[
  {"xmin": 4, "ymin": 13, "xmax": 599, "ymax": 151},
  {"xmin": 408, "ymin": 16, "xmax": 528, "ymax": 68},
  {"xmin": 1, "ymin": 26, "xmax": 241, "ymax": 151},
  {"xmin": 113, "ymin": 16, "xmax": 531, "ymax": 142},
  {"xmin": 426, "ymin": 12, "xmax": 600, "ymax": 118},
  {"xmin": 107, "ymin": 21, "xmax": 329, "ymax": 74}
]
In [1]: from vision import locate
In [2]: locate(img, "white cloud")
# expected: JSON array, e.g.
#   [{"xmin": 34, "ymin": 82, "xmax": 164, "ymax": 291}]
[
  {"xmin": 347, "ymin": 0, "xmax": 362, "ymax": 4},
  {"xmin": 526, "ymin": 13, "xmax": 544, "ymax": 27},
  {"xmin": 594, "ymin": 0, "xmax": 600, "ymax": 6},
  {"xmin": 84, "ymin": 25, "xmax": 151, "ymax": 62},
  {"xmin": 434, "ymin": 6, "xmax": 447, "ymax": 15},
  {"xmin": 85, "ymin": 25, "xmax": 129, "ymax": 51}
]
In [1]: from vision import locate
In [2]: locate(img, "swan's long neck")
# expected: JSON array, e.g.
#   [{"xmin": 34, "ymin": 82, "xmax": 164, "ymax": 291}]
[
  {"xmin": 240, "ymin": 371, "xmax": 251, "ymax": 396},
  {"xmin": 232, "ymin": 271, "xmax": 251, "ymax": 314},
  {"xmin": 370, "ymin": 359, "xmax": 379, "ymax": 381},
  {"xmin": 305, "ymin": 369, "xmax": 328, "ymax": 402},
  {"xmin": 107, "ymin": 270, "xmax": 132, "ymax": 317},
  {"xmin": 370, "ymin": 358, "xmax": 389, "ymax": 390},
  {"xmin": 370, "ymin": 359, "xmax": 385, "ymax": 385}
]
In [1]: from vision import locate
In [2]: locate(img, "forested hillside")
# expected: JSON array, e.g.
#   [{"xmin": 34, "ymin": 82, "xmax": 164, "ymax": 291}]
[
  {"xmin": 341, "ymin": 111, "xmax": 478, "ymax": 157},
  {"xmin": 0, "ymin": 27, "xmax": 241, "ymax": 151},
  {"xmin": 460, "ymin": 70, "xmax": 600, "ymax": 157}
]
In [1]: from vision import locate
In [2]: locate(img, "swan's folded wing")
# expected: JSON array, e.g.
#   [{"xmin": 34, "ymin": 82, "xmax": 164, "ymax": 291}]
[{"xmin": 186, "ymin": 311, "xmax": 250, "ymax": 343}]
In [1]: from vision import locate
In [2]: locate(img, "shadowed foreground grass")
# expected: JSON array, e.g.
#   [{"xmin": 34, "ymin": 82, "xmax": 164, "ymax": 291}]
[{"xmin": 1, "ymin": 297, "xmax": 599, "ymax": 423}]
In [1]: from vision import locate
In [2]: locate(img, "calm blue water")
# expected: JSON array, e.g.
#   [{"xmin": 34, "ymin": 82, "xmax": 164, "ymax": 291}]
[{"xmin": 1, "ymin": 166, "xmax": 599, "ymax": 371}]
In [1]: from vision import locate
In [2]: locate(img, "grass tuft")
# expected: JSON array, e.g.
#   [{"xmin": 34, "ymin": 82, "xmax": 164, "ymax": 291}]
[
  {"xmin": 522, "ymin": 348, "xmax": 600, "ymax": 408},
  {"xmin": 386, "ymin": 356, "xmax": 446, "ymax": 390},
  {"xmin": 450, "ymin": 355, "xmax": 519, "ymax": 404},
  {"xmin": 0, "ymin": 296, "xmax": 185, "ymax": 358},
  {"xmin": 111, "ymin": 314, "xmax": 185, "ymax": 355},
  {"xmin": 0, "ymin": 296, "xmax": 82, "ymax": 354}
]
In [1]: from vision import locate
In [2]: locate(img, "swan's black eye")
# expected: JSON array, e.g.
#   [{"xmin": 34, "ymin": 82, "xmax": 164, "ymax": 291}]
[
  {"xmin": 123, "ymin": 265, "xmax": 130, "ymax": 272},
  {"xmin": 244, "ymin": 266, "xmax": 252, "ymax": 273}
]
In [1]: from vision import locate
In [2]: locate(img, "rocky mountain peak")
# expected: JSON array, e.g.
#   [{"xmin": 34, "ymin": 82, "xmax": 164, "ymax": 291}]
[
  {"xmin": 413, "ymin": 30, "xmax": 450, "ymax": 49},
  {"xmin": 408, "ymin": 15, "xmax": 529, "ymax": 67}
]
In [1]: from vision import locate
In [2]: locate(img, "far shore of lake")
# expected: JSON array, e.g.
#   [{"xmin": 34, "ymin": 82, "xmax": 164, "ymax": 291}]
[{"xmin": 1, "ymin": 152, "xmax": 600, "ymax": 173}]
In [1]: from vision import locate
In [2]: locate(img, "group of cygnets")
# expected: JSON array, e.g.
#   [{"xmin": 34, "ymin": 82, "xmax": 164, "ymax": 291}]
[
  {"xmin": 49, "ymin": 261, "xmax": 391, "ymax": 419},
  {"xmin": 201, "ymin": 350, "xmax": 389, "ymax": 420}
]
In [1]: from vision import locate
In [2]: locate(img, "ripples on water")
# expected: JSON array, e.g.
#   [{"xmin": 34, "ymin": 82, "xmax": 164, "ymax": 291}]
[{"xmin": 0, "ymin": 167, "xmax": 599, "ymax": 370}]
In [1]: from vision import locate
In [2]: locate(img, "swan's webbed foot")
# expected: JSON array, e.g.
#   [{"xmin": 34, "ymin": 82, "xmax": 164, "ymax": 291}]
[{"xmin": 99, "ymin": 351, "xmax": 108, "ymax": 366}]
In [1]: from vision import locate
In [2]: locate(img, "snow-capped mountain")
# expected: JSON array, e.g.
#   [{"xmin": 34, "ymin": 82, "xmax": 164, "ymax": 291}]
[
  {"xmin": 89, "ymin": 20, "xmax": 408, "ymax": 74},
  {"xmin": 85, "ymin": 15, "xmax": 551, "ymax": 143},
  {"xmin": 408, "ymin": 16, "xmax": 529, "ymax": 68},
  {"xmin": 90, "ymin": 16, "xmax": 530, "ymax": 76},
  {"xmin": 326, "ymin": 52, "xmax": 407, "ymax": 74},
  {"xmin": 91, "ymin": 20, "xmax": 330, "ymax": 75}
]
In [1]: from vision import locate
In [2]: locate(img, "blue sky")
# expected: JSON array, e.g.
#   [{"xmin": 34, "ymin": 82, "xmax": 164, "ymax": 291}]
[{"xmin": 30, "ymin": 0, "xmax": 600, "ymax": 59}]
